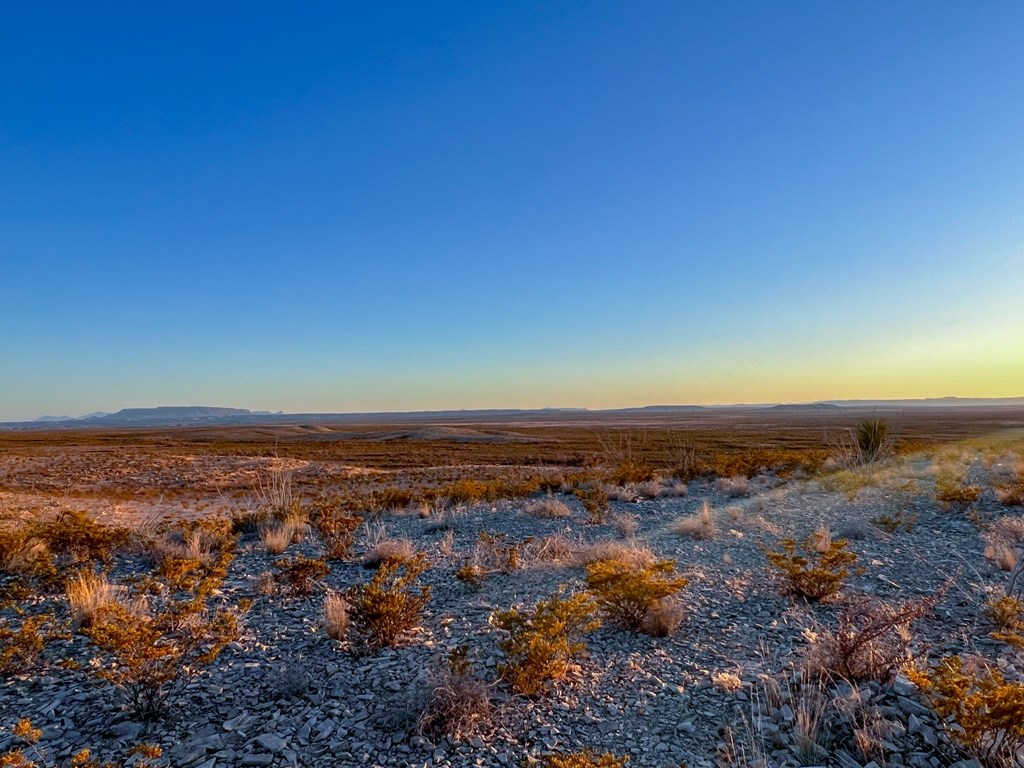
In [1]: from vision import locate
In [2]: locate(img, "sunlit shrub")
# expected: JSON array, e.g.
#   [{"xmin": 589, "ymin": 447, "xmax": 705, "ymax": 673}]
[
  {"xmin": 908, "ymin": 655, "xmax": 1024, "ymax": 766},
  {"xmin": 84, "ymin": 597, "xmax": 240, "ymax": 720},
  {"xmin": 585, "ymin": 558, "xmax": 687, "ymax": 632},
  {"xmin": 762, "ymin": 536, "xmax": 858, "ymax": 601},
  {"xmin": 311, "ymin": 502, "xmax": 361, "ymax": 560},
  {"xmin": 0, "ymin": 613, "xmax": 55, "ymax": 677},
  {"xmin": 492, "ymin": 590, "xmax": 599, "ymax": 697},
  {"xmin": 346, "ymin": 553, "xmax": 430, "ymax": 650}
]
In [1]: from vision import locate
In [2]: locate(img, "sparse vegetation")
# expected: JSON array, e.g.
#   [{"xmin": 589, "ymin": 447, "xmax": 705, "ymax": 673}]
[
  {"xmin": 672, "ymin": 501, "xmax": 717, "ymax": 540},
  {"xmin": 585, "ymin": 558, "xmax": 688, "ymax": 631},
  {"xmin": 908, "ymin": 655, "xmax": 1024, "ymax": 767},
  {"xmin": 346, "ymin": 553, "xmax": 431, "ymax": 650},
  {"xmin": 762, "ymin": 536, "xmax": 858, "ymax": 600},
  {"xmin": 492, "ymin": 590, "xmax": 600, "ymax": 697}
]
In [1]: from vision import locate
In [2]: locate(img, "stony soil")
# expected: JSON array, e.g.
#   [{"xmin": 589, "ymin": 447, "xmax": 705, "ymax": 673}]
[{"xmin": 2, "ymin": 448, "xmax": 1023, "ymax": 768}]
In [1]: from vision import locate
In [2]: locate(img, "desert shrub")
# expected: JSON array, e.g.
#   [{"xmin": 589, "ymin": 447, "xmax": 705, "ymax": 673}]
[
  {"xmin": 415, "ymin": 646, "xmax": 491, "ymax": 742},
  {"xmin": 361, "ymin": 538, "xmax": 416, "ymax": 568},
  {"xmin": 986, "ymin": 595, "xmax": 1024, "ymax": 630},
  {"xmin": 0, "ymin": 526, "xmax": 56, "ymax": 583},
  {"xmin": 525, "ymin": 497, "xmax": 572, "ymax": 519},
  {"xmin": 806, "ymin": 593, "xmax": 941, "ymax": 682},
  {"xmin": 574, "ymin": 486, "xmax": 610, "ymax": 525},
  {"xmin": 346, "ymin": 553, "xmax": 430, "ymax": 650},
  {"xmin": 152, "ymin": 520, "xmax": 236, "ymax": 594},
  {"xmin": 854, "ymin": 418, "xmax": 889, "ymax": 463},
  {"xmin": 538, "ymin": 752, "xmax": 628, "ymax": 768},
  {"xmin": 457, "ymin": 532, "xmax": 528, "ymax": 586},
  {"xmin": 311, "ymin": 503, "xmax": 362, "ymax": 560},
  {"xmin": 0, "ymin": 613, "xmax": 55, "ymax": 677},
  {"xmin": 84, "ymin": 596, "xmax": 240, "ymax": 719},
  {"xmin": 908, "ymin": 655, "xmax": 1024, "ymax": 766},
  {"xmin": 366, "ymin": 486, "xmax": 417, "ymax": 513},
  {"xmin": 274, "ymin": 556, "xmax": 329, "ymax": 597},
  {"xmin": 716, "ymin": 475, "xmax": 750, "ymax": 498},
  {"xmin": 492, "ymin": 590, "xmax": 600, "ymax": 697},
  {"xmin": 935, "ymin": 470, "xmax": 983, "ymax": 510},
  {"xmin": 762, "ymin": 536, "xmax": 858, "ymax": 601},
  {"xmin": 986, "ymin": 593, "xmax": 1024, "ymax": 650},
  {"xmin": 437, "ymin": 477, "xmax": 541, "ymax": 506},
  {"xmin": 996, "ymin": 485, "xmax": 1024, "ymax": 507},
  {"xmin": 672, "ymin": 501, "xmax": 717, "ymax": 540},
  {"xmin": 639, "ymin": 596, "xmax": 685, "ymax": 637},
  {"xmin": 1, "ymin": 719, "xmax": 163, "ymax": 768},
  {"xmin": 585, "ymin": 558, "xmax": 688, "ymax": 631},
  {"xmin": 34, "ymin": 510, "xmax": 129, "ymax": 565},
  {"xmin": 323, "ymin": 591, "xmax": 349, "ymax": 641},
  {"xmin": 870, "ymin": 510, "xmax": 918, "ymax": 533}
]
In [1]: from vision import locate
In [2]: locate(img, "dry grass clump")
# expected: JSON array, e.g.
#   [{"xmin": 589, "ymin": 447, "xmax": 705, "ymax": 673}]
[
  {"xmin": 361, "ymin": 538, "xmax": 416, "ymax": 568},
  {"xmin": 457, "ymin": 532, "xmax": 528, "ymax": 586},
  {"xmin": 526, "ymin": 534, "xmax": 581, "ymax": 566},
  {"xmin": 983, "ymin": 516, "xmax": 1024, "ymax": 571},
  {"xmin": 577, "ymin": 540, "xmax": 654, "ymax": 569},
  {"xmin": 492, "ymin": 589, "xmax": 600, "ymax": 697},
  {"xmin": 711, "ymin": 670, "xmax": 743, "ymax": 692},
  {"xmin": 66, "ymin": 571, "xmax": 128, "ymax": 628},
  {"xmin": 762, "ymin": 536, "xmax": 858, "ymax": 601},
  {"xmin": 639, "ymin": 596, "xmax": 685, "ymax": 637},
  {"xmin": 323, "ymin": 591, "xmax": 349, "ymax": 641},
  {"xmin": 346, "ymin": 553, "xmax": 431, "ymax": 650},
  {"xmin": 524, "ymin": 497, "xmax": 572, "ymax": 519},
  {"xmin": 612, "ymin": 513, "xmax": 638, "ymax": 539},
  {"xmin": 259, "ymin": 522, "xmax": 296, "ymax": 554},
  {"xmin": 415, "ymin": 647, "xmax": 491, "ymax": 742},
  {"xmin": 715, "ymin": 475, "xmax": 750, "ymax": 498},
  {"xmin": 585, "ymin": 558, "xmax": 688, "ymax": 632},
  {"xmin": 672, "ymin": 501, "xmax": 717, "ymax": 540},
  {"xmin": 996, "ymin": 484, "xmax": 1024, "ymax": 507},
  {"xmin": 807, "ymin": 525, "xmax": 832, "ymax": 554}
]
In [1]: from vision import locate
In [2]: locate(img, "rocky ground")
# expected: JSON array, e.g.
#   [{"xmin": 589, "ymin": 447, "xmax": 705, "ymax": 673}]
[{"xmin": 2, "ymin": 445, "xmax": 1023, "ymax": 768}]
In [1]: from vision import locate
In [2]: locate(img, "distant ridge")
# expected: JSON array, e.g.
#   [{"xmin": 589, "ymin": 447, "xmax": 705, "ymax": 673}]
[{"xmin": 3, "ymin": 396, "xmax": 1022, "ymax": 430}]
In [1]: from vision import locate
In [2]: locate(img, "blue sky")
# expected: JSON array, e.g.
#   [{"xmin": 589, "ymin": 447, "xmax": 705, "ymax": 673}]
[{"xmin": 2, "ymin": 2, "xmax": 1023, "ymax": 420}]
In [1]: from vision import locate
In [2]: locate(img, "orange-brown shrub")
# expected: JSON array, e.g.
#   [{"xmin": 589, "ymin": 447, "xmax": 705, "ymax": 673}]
[
  {"xmin": 346, "ymin": 553, "xmax": 431, "ymax": 650},
  {"xmin": 585, "ymin": 559, "xmax": 688, "ymax": 631},
  {"xmin": 762, "ymin": 536, "xmax": 858, "ymax": 601},
  {"xmin": 492, "ymin": 590, "xmax": 600, "ymax": 697}
]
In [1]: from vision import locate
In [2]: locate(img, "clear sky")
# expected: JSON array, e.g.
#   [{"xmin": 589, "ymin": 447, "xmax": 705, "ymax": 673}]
[{"xmin": 2, "ymin": 2, "xmax": 1023, "ymax": 420}]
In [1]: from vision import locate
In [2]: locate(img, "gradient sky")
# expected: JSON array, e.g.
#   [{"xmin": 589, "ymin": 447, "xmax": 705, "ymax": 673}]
[{"xmin": 2, "ymin": 2, "xmax": 1023, "ymax": 420}]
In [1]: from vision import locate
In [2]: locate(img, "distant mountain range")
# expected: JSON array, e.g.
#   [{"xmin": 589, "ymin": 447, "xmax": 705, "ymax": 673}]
[{"xmin": 2, "ymin": 397, "xmax": 1021, "ymax": 430}]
